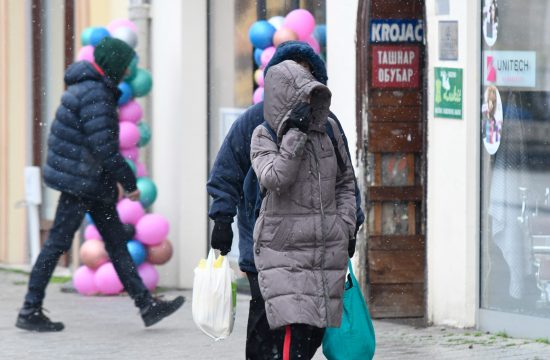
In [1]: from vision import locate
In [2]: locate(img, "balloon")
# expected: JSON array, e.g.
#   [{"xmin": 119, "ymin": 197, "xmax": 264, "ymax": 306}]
[
  {"xmin": 79, "ymin": 239, "xmax": 109, "ymax": 270},
  {"xmin": 138, "ymin": 263, "xmax": 159, "ymax": 291},
  {"xmin": 314, "ymin": 24, "xmax": 327, "ymax": 47},
  {"xmin": 253, "ymin": 87, "xmax": 264, "ymax": 104},
  {"xmin": 260, "ymin": 46, "xmax": 276, "ymax": 68},
  {"xmin": 117, "ymin": 198, "xmax": 145, "ymax": 225},
  {"xmin": 77, "ymin": 45, "xmax": 95, "ymax": 63},
  {"xmin": 84, "ymin": 224, "xmax": 102, "ymax": 241},
  {"xmin": 112, "ymin": 27, "xmax": 138, "ymax": 48},
  {"xmin": 283, "ymin": 9, "xmax": 316, "ymax": 40},
  {"xmin": 268, "ymin": 16, "xmax": 285, "ymax": 31},
  {"xmin": 89, "ymin": 27, "xmax": 110, "ymax": 46},
  {"xmin": 273, "ymin": 27, "xmax": 298, "ymax": 47},
  {"xmin": 136, "ymin": 177, "xmax": 157, "ymax": 208},
  {"xmin": 121, "ymin": 147, "xmax": 139, "ymax": 161},
  {"xmin": 81, "ymin": 27, "xmax": 96, "ymax": 46},
  {"xmin": 129, "ymin": 69, "xmax": 153, "ymax": 97},
  {"xmin": 85, "ymin": 213, "xmax": 94, "ymax": 225},
  {"xmin": 119, "ymin": 100, "xmax": 143, "ymax": 124},
  {"xmin": 249, "ymin": 20, "xmax": 276, "ymax": 49},
  {"xmin": 125, "ymin": 158, "xmax": 137, "ymax": 175},
  {"xmin": 137, "ymin": 121, "xmax": 151, "ymax": 147},
  {"xmin": 95, "ymin": 262, "xmax": 123, "ymax": 295},
  {"xmin": 136, "ymin": 214, "xmax": 169, "ymax": 246},
  {"xmin": 127, "ymin": 240, "xmax": 147, "ymax": 266},
  {"xmin": 254, "ymin": 69, "xmax": 264, "ymax": 87},
  {"xmin": 147, "ymin": 239, "xmax": 173, "ymax": 265},
  {"xmin": 73, "ymin": 266, "xmax": 98, "ymax": 295},
  {"xmin": 304, "ymin": 35, "xmax": 321, "ymax": 54},
  {"xmin": 119, "ymin": 122, "xmax": 140, "ymax": 149},
  {"xmin": 135, "ymin": 161, "xmax": 149, "ymax": 177},
  {"xmin": 254, "ymin": 48, "xmax": 263, "ymax": 67},
  {"xmin": 107, "ymin": 18, "xmax": 138, "ymax": 34},
  {"xmin": 125, "ymin": 56, "xmax": 139, "ymax": 81},
  {"xmin": 117, "ymin": 82, "xmax": 133, "ymax": 106}
]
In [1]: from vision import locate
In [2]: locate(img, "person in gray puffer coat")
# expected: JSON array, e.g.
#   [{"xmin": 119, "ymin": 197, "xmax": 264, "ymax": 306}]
[{"xmin": 251, "ymin": 60, "xmax": 356, "ymax": 357}]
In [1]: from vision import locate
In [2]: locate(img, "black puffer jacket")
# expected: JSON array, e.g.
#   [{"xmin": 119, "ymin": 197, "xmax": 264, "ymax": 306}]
[{"xmin": 43, "ymin": 61, "xmax": 137, "ymax": 202}]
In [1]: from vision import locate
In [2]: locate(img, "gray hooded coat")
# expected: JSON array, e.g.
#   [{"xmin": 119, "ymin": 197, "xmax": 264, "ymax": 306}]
[{"xmin": 250, "ymin": 60, "xmax": 357, "ymax": 329}]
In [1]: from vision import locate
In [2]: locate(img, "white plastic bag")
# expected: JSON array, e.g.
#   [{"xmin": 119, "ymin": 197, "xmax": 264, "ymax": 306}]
[{"xmin": 192, "ymin": 249, "xmax": 236, "ymax": 340}]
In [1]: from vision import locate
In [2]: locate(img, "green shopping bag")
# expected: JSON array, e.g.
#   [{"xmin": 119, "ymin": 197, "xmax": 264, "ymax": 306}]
[{"xmin": 323, "ymin": 260, "xmax": 376, "ymax": 360}]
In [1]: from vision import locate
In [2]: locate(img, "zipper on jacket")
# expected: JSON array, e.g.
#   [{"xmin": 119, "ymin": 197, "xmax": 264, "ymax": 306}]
[{"xmin": 312, "ymin": 142, "xmax": 330, "ymax": 327}]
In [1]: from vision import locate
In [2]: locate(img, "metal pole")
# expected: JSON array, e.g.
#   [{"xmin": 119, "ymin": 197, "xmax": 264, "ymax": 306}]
[
  {"xmin": 256, "ymin": 0, "xmax": 267, "ymax": 20},
  {"xmin": 128, "ymin": 0, "xmax": 152, "ymax": 168}
]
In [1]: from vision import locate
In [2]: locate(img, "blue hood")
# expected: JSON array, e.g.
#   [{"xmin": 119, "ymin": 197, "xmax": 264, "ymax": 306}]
[{"xmin": 264, "ymin": 41, "xmax": 328, "ymax": 85}]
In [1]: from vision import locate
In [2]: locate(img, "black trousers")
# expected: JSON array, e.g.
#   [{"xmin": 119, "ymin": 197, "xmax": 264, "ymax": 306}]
[
  {"xmin": 245, "ymin": 273, "xmax": 325, "ymax": 360},
  {"xmin": 24, "ymin": 192, "xmax": 152, "ymax": 309}
]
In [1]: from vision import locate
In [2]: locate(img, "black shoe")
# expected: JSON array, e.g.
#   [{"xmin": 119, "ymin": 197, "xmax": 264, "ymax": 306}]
[
  {"xmin": 140, "ymin": 296, "xmax": 185, "ymax": 327},
  {"xmin": 15, "ymin": 308, "xmax": 64, "ymax": 332}
]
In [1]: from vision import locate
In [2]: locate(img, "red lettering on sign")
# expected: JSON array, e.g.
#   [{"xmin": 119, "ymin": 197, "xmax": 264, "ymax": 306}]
[{"xmin": 372, "ymin": 45, "xmax": 420, "ymax": 88}]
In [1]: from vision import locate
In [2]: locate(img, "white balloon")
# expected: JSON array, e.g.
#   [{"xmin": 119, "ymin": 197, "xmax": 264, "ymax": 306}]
[
  {"xmin": 268, "ymin": 16, "xmax": 285, "ymax": 31},
  {"xmin": 112, "ymin": 27, "xmax": 138, "ymax": 48}
]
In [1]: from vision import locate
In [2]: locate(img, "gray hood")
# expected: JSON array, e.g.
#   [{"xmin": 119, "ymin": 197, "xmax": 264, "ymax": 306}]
[{"xmin": 263, "ymin": 60, "xmax": 332, "ymax": 140}]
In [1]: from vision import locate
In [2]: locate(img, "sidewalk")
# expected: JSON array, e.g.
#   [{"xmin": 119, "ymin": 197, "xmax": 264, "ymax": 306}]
[{"xmin": 1, "ymin": 268, "xmax": 549, "ymax": 359}]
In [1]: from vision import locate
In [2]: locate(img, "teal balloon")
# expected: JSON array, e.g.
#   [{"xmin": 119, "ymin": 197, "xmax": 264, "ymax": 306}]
[
  {"xmin": 125, "ymin": 158, "xmax": 137, "ymax": 174},
  {"xmin": 81, "ymin": 27, "xmax": 96, "ymax": 46},
  {"xmin": 138, "ymin": 122, "xmax": 152, "ymax": 147},
  {"xmin": 129, "ymin": 68, "xmax": 153, "ymax": 97},
  {"xmin": 137, "ymin": 177, "xmax": 157, "ymax": 208},
  {"xmin": 125, "ymin": 56, "xmax": 139, "ymax": 81}
]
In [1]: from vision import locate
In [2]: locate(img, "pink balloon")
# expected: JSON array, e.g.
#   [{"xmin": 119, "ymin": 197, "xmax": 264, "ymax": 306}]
[
  {"xmin": 120, "ymin": 147, "xmax": 139, "ymax": 161},
  {"xmin": 260, "ymin": 46, "xmax": 276, "ymax": 67},
  {"xmin": 79, "ymin": 239, "xmax": 109, "ymax": 269},
  {"xmin": 254, "ymin": 69, "xmax": 264, "ymax": 87},
  {"xmin": 119, "ymin": 122, "xmax": 140, "ymax": 149},
  {"xmin": 84, "ymin": 224, "xmax": 102, "ymax": 241},
  {"xmin": 136, "ymin": 214, "xmax": 170, "ymax": 246},
  {"xmin": 77, "ymin": 45, "xmax": 95, "ymax": 63},
  {"xmin": 73, "ymin": 266, "xmax": 98, "ymax": 296},
  {"xmin": 304, "ymin": 36, "xmax": 321, "ymax": 54},
  {"xmin": 283, "ymin": 9, "xmax": 316, "ymax": 40},
  {"xmin": 117, "ymin": 198, "xmax": 145, "ymax": 225},
  {"xmin": 95, "ymin": 262, "xmax": 123, "ymax": 295},
  {"xmin": 118, "ymin": 100, "xmax": 143, "ymax": 124},
  {"xmin": 107, "ymin": 18, "xmax": 138, "ymax": 34},
  {"xmin": 253, "ymin": 87, "xmax": 264, "ymax": 105},
  {"xmin": 135, "ymin": 161, "xmax": 148, "ymax": 177},
  {"xmin": 138, "ymin": 262, "xmax": 159, "ymax": 291}
]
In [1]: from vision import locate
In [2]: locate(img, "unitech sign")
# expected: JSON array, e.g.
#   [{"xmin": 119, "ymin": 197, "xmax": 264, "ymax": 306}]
[{"xmin": 484, "ymin": 50, "xmax": 536, "ymax": 88}]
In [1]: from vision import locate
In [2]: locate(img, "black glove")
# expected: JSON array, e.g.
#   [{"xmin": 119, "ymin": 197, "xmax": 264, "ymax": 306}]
[
  {"xmin": 122, "ymin": 223, "xmax": 136, "ymax": 241},
  {"xmin": 348, "ymin": 224, "xmax": 361, "ymax": 258},
  {"xmin": 211, "ymin": 221, "xmax": 233, "ymax": 256},
  {"xmin": 287, "ymin": 102, "xmax": 312, "ymax": 133}
]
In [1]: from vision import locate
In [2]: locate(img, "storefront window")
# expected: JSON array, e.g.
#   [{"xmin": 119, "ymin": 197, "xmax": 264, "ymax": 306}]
[{"xmin": 481, "ymin": 0, "xmax": 550, "ymax": 318}]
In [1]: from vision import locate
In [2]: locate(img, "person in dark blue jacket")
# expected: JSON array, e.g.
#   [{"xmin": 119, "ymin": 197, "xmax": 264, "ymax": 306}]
[
  {"xmin": 207, "ymin": 41, "xmax": 365, "ymax": 358},
  {"xmin": 16, "ymin": 38, "xmax": 183, "ymax": 332}
]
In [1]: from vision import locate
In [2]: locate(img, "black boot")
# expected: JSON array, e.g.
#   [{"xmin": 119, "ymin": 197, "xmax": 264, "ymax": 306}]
[
  {"xmin": 16, "ymin": 308, "xmax": 65, "ymax": 332},
  {"xmin": 140, "ymin": 296, "xmax": 185, "ymax": 327}
]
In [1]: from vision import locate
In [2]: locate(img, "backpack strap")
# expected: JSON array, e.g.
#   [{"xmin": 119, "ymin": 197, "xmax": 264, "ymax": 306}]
[
  {"xmin": 326, "ymin": 118, "xmax": 347, "ymax": 173},
  {"xmin": 262, "ymin": 121, "xmax": 278, "ymax": 143}
]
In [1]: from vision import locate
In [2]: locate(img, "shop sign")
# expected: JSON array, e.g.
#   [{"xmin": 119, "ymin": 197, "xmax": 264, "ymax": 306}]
[
  {"xmin": 370, "ymin": 19, "xmax": 423, "ymax": 43},
  {"xmin": 438, "ymin": 21, "xmax": 458, "ymax": 61},
  {"xmin": 372, "ymin": 45, "xmax": 420, "ymax": 88},
  {"xmin": 434, "ymin": 67, "xmax": 463, "ymax": 119},
  {"xmin": 483, "ymin": 51, "xmax": 536, "ymax": 88}
]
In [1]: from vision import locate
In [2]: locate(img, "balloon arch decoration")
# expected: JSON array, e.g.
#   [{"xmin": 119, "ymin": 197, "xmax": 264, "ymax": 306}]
[
  {"xmin": 248, "ymin": 9, "xmax": 326, "ymax": 104},
  {"xmin": 72, "ymin": 19, "xmax": 173, "ymax": 296}
]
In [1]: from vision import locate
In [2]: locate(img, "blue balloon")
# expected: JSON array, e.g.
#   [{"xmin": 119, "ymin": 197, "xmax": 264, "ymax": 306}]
[
  {"xmin": 254, "ymin": 48, "xmax": 263, "ymax": 67},
  {"xmin": 89, "ymin": 27, "xmax": 110, "ymax": 47},
  {"xmin": 314, "ymin": 25, "xmax": 327, "ymax": 48},
  {"xmin": 127, "ymin": 240, "xmax": 147, "ymax": 266},
  {"xmin": 85, "ymin": 213, "xmax": 94, "ymax": 225},
  {"xmin": 118, "ymin": 82, "xmax": 133, "ymax": 106},
  {"xmin": 249, "ymin": 20, "xmax": 276, "ymax": 49}
]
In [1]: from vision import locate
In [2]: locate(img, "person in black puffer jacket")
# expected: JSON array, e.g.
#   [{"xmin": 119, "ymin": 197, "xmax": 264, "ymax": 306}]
[{"xmin": 16, "ymin": 38, "xmax": 184, "ymax": 333}]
